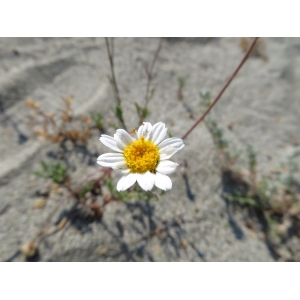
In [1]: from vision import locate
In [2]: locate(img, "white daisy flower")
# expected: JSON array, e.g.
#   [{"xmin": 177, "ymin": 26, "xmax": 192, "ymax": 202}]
[{"xmin": 97, "ymin": 122, "xmax": 185, "ymax": 192}]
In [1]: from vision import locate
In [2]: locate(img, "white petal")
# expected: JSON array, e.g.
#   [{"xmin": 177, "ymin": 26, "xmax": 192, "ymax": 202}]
[
  {"xmin": 113, "ymin": 161, "xmax": 128, "ymax": 171},
  {"xmin": 117, "ymin": 173, "xmax": 138, "ymax": 191},
  {"xmin": 156, "ymin": 160, "xmax": 178, "ymax": 175},
  {"xmin": 137, "ymin": 171, "xmax": 155, "ymax": 191},
  {"xmin": 115, "ymin": 168, "xmax": 130, "ymax": 175},
  {"xmin": 97, "ymin": 161, "xmax": 126, "ymax": 169},
  {"xmin": 159, "ymin": 138, "xmax": 185, "ymax": 160},
  {"xmin": 114, "ymin": 133, "xmax": 127, "ymax": 150},
  {"xmin": 158, "ymin": 137, "xmax": 184, "ymax": 150},
  {"xmin": 137, "ymin": 122, "xmax": 152, "ymax": 140},
  {"xmin": 159, "ymin": 147, "xmax": 178, "ymax": 160},
  {"xmin": 99, "ymin": 135, "xmax": 122, "ymax": 153},
  {"xmin": 150, "ymin": 122, "xmax": 168, "ymax": 145},
  {"xmin": 154, "ymin": 172, "xmax": 172, "ymax": 191},
  {"xmin": 116, "ymin": 129, "xmax": 133, "ymax": 145},
  {"xmin": 97, "ymin": 153, "xmax": 124, "ymax": 163}
]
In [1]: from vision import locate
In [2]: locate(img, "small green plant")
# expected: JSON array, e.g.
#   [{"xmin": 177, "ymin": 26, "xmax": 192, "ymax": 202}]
[
  {"xmin": 257, "ymin": 179, "xmax": 274, "ymax": 208},
  {"xmin": 277, "ymin": 150, "xmax": 300, "ymax": 196},
  {"xmin": 115, "ymin": 105, "xmax": 125, "ymax": 127},
  {"xmin": 199, "ymin": 90, "xmax": 229, "ymax": 152},
  {"xmin": 33, "ymin": 161, "xmax": 67, "ymax": 184},
  {"xmin": 199, "ymin": 88, "xmax": 212, "ymax": 107},
  {"xmin": 135, "ymin": 102, "xmax": 150, "ymax": 122},
  {"xmin": 207, "ymin": 117, "xmax": 229, "ymax": 150},
  {"xmin": 178, "ymin": 76, "xmax": 187, "ymax": 86},
  {"xmin": 79, "ymin": 182, "xmax": 94, "ymax": 197},
  {"xmin": 199, "ymin": 86, "xmax": 300, "ymax": 260},
  {"xmin": 90, "ymin": 112, "xmax": 104, "ymax": 130},
  {"xmin": 247, "ymin": 144, "xmax": 257, "ymax": 173},
  {"xmin": 177, "ymin": 76, "xmax": 187, "ymax": 101},
  {"xmin": 226, "ymin": 192, "xmax": 258, "ymax": 207}
]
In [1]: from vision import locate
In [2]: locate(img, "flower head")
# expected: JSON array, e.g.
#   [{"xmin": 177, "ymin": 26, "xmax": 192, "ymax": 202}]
[{"xmin": 97, "ymin": 122, "xmax": 185, "ymax": 192}]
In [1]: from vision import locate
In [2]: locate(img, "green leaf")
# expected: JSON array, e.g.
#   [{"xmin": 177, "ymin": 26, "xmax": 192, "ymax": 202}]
[
  {"xmin": 149, "ymin": 88, "xmax": 155, "ymax": 101},
  {"xmin": 247, "ymin": 144, "xmax": 257, "ymax": 172},
  {"xmin": 134, "ymin": 102, "xmax": 142, "ymax": 116},
  {"xmin": 115, "ymin": 105, "xmax": 124, "ymax": 123},
  {"xmin": 41, "ymin": 160, "xmax": 48, "ymax": 172},
  {"xmin": 33, "ymin": 161, "xmax": 67, "ymax": 184},
  {"xmin": 178, "ymin": 77, "xmax": 186, "ymax": 86},
  {"xmin": 90, "ymin": 112, "xmax": 103, "ymax": 130},
  {"xmin": 79, "ymin": 182, "xmax": 94, "ymax": 197},
  {"xmin": 143, "ymin": 107, "xmax": 150, "ymax": 118},
  {"xmin": 32, "ymin": 171, "xmax": 44, "ymax": 178}
]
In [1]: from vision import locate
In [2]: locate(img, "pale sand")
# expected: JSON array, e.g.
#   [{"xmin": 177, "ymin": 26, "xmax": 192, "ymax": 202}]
[{"xmin": 0, "ymin": 37, "xmax": 299, "ymax": 261}]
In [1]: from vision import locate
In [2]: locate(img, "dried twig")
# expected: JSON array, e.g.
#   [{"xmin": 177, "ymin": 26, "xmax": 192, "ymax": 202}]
[
  {"xmin": 105, "ymin": 37, "xmax": 127, "ymax": 130},
  {"xmin": 32, "ymin": 197, "xmax": 68, "ymax": 244},
  {"xmin": 181, "ymin": 37, "xmax": 259, "ymax": 140},
  {"xmin": 105, "ymin": 37, "xmax": 121, "ymax": 107},
  {"xmin": 139, "ymin": 37, "xmax": 163, "ymax": 124}
]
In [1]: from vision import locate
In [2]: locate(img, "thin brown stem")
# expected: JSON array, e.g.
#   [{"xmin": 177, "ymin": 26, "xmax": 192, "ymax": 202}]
[
  {"xmin": 147, "ymin": 191, "xmax": 159, "ymax": 201},
  {"xmin": 139, "ymin": 37, "xmax": 163, "ymax": 124},
  {"xmin": 181, "ymin": 37, "xmax": 259, "ymax": 140},
  {"xmin": 105, "ymin": 37, "xmax": 120, "ymax": 106},
  {"xmin": 32, "ymin": 197, "xmax": 68, "ymax": 243},
  {"xmin": 105, "ymin": 37, "xmax": 127, "ymax": 130}
]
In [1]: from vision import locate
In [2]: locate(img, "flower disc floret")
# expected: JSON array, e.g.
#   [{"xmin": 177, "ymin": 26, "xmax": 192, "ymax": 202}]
[{"xmin": 123, "ymin": 136, "xmax": 160, "ymax": 173}]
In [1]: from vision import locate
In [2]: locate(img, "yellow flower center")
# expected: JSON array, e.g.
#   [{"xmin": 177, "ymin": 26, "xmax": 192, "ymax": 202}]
[{"xmin": 123, "ymin": 136, "xmax": 160, "ymax": 173}]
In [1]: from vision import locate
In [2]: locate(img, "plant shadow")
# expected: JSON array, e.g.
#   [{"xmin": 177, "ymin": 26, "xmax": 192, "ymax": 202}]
[{"xmin": 220, "ymin": 169, "xmax": 282, "ymax": 260}]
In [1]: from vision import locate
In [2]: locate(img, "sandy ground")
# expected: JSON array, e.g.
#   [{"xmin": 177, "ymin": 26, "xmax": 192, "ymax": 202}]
[{"xmin": 0, "ymin": 37, "xmax": 299, "ymax": 261}]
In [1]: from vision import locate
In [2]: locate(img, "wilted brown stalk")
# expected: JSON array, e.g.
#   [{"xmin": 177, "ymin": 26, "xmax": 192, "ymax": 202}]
[
  {"xmin": 139, "ymin": 37, "xmax": 163, "ymax": 124},
  {"xmin": 105, "ymin": 38, "xmax": 121, "ymax": 106},
  {"xmin": 181, "ymin": 37, "xmax": 259, "ymax": 140},
  {"xmin": 105, "ymin": 37, "xmax": 127, "ymax": 130}
]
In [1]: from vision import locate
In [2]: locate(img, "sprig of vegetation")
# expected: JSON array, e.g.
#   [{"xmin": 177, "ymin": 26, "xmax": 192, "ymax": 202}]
[
  {"xmin": 90, "ymin": 112, "xmax": 104, "ymax": 130},
  {"xmin": 33, "ymin": 161, "xmax": 67, "ymax": 184},
  {"xmin": 115, "ymin": 105, "xmax": 126, "ymax": 129},
  {"xmin": 199, "ymin": 85, "xmax": 300, "ymax": 261},
  {"xmin": 177, "ymin": 76, "xmax": 187, "ymax": 101},
  {"xmin": 25, "ymin": 96, "xmax": 100, "ymax": 144},
  {"xmin": 247, "ymin": 144, "xmax": 257, "ymax": 173},
  {"xmin": 135, "ymin": 102, "xmax": 150, "ymax": 122}
]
